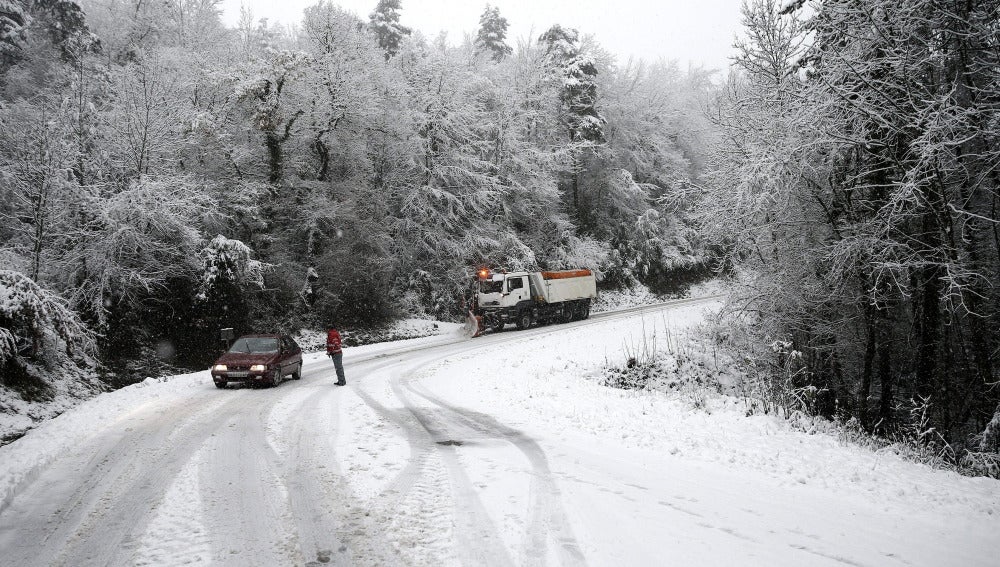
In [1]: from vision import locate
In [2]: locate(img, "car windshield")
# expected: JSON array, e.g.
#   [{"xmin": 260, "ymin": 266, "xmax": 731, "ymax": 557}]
[
  {"xmin": 479, "ymin": 280, "xmax": 503, "ymax": 294},
  {"xmin": 228, "ymin": 337, "xmax": 279, "ymax": 354}
]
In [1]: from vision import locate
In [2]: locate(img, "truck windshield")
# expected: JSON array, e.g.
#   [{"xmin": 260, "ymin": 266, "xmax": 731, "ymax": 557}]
[
  {"xmin": 229, "ymin": 337, "xmax": 279, "ymax": 354},
  {"xmin": 479, "ymin": 280, "xmax": 503, "ymax": 294}
]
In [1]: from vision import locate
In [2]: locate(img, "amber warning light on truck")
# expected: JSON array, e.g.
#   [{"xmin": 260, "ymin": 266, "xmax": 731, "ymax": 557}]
[{"xmin": 477, "ymin": 268, "xmax": 490, "ymax": 280}]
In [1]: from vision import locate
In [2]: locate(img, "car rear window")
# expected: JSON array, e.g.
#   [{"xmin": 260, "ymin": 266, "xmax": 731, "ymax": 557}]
[{"xmin": 229, "ymin": 337, "xmax": 279, "ymax": 354}]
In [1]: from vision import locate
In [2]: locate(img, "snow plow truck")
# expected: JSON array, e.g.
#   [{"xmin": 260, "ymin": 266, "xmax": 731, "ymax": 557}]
[{"xmin": 469, "ymin": 268, "xmax": 597, "ymax": 336}]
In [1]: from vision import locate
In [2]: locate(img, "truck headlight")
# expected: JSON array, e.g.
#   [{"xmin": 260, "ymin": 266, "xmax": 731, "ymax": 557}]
[
  {"xmin": 213, "ymin": 364, "xmax": 227, "ymax": 372},
  {"xmin": 250, "ymin": 364, "xmax": 267, "ymax": 372}
]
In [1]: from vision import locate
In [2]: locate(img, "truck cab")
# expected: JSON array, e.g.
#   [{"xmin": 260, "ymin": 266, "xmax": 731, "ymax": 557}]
[{"xmin": 478, "ymin": 272, "xmax": 534, "ymax": 310}]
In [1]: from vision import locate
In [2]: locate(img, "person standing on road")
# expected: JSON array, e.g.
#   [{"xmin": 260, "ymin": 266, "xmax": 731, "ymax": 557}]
[{"xmin": 326, "ymin": 326, "xmax": 346, "ymax": 385}]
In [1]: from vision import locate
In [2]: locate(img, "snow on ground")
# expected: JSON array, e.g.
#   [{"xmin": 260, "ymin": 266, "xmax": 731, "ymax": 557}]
[
  {"xmin": 2, "ymin": 301, "xmax": 998, "ymax": 566},
  {"xmin": 0, "ymin": 325, "xmax": 463, "ymax": 515},
  {"xmin": 294, "ymin": 318, "xmax": 453, "ymax": 351},
  {"xmin": 593, "ymin": 278, "xmax": 726, "ymax": 312},
  {"xmin": 0, "ymin": 318, "xmax": 459, "ymax": 445},
  {"xmin": 592, "ymin": 283, "xmax": 662, "ymax": 312},
  {"xmin": 0, "ymin": 359, "xmax": 102, "ymax": 444},
  {"xmin": 415, "ymin": 302, "xmax": 1000, "ymax": 566}
]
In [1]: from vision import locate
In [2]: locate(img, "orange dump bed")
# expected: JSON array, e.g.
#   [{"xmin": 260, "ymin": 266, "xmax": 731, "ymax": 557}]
[{"xmin": 540, "ymin": 269, "xmax": 593, "ymax": 280}]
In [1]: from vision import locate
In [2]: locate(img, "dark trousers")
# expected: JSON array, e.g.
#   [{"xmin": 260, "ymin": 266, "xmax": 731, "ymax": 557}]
[{"xmin": 330, "ymin": 352, "xmax": 345, "ymax": 384}]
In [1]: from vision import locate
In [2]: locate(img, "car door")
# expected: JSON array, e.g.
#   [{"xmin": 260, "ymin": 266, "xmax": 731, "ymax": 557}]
[
  {"xmin": 287, "ymin": 337, "xmax": 302, "ymax": 370},
  {"xmin": 280, "ymin": 336, "xmax": 301, "ymax": 376},
  {"xmin": 278, "ymin": 336, "xmax": 292, "ymax": 376}
]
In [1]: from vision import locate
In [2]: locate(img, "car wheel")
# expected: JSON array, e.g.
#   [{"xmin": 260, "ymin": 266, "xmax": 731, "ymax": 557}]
[
  {"xmin": 292, "ymin": 364, "xmax": 302, "ymax": 380},
  {"xmin": 270, "ymin": 371, "xmax": 281, "ymax": 388},
  {"xmin": 516, "ymin": 311, "xmax": 532, "ymax": 330},
  {"xmin": 215, "ymin": 381, "xmax": 226, "ymax": 389}
]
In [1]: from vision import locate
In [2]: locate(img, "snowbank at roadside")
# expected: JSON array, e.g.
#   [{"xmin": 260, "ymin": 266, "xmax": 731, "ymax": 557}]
[
  {"xmin": 0, "ymin": 368, "xmax": 212, "ymax": 512},
  {"xmin": 594, "ymin": 278, "xmax": 727, "ymax": 313},
  {"xmin": 294, "ymin": 318, "xmax": 458, "ymax": 351},
  {"xmin": 423, "ymin": 300, "xmax": 1000, "ymax": 524}
]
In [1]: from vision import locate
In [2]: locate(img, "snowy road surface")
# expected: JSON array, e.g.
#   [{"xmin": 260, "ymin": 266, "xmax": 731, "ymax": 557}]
[{"xmin": 1, "ymin": 299, "xmax": 998, "ymax": 566}]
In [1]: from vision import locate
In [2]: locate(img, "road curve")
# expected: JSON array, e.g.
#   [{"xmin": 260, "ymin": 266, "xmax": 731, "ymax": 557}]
[{"xmin": 0, "ymin": 298, "xmax": 720, "ymax": 566}]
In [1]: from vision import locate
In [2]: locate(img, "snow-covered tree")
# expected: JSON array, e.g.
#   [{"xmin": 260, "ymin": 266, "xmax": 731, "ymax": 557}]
[
  {"xmin": 474, "ymin": 4, "xmax": 511, "ymax": 62},
  {"xmin": 108, "ymin": 52, "xmax": 187, "ymax": 180},
  {"xmin": 196, "ymin": 234, "xmax": 266, "ymax": 301},
  {"xmin": 539, "ymin": 25, "xmax": 605, "ymax": 144},
  {"xmin": 31, "ymin": 0, "xmax": 100, "ymax": 61},
  {"xmin": 368, "ymin": 0, "xmax": 410, "ymax": 59},
  {"xmin": 706, "ymin": 0, "xmax": 1000, "ymax": 459},
  {"xmin": 0, "ymin": 98, "xmax": 80, "ymax": 283},
  {"xmin": 232, "ymin": 47, "xmax": 312, "ymax": 185},
  {"xmin": 0, "ymin": 0, "xmax": 28, "ymax": 73}
]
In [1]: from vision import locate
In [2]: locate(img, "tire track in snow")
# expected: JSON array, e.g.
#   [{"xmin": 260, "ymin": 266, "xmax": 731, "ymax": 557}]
[
  {"xmin": 351, "ymin": 359, "xmax": 464, "ymax": 565},
  {"xmin": 399, "ymin": 374, "xmax": 587, "ymax": 567},
  {"xmin": 0, "ymin": 392, "xmax": 234, "ymax": 567},
  {"xmin": 335, "ymin": 298, "xmax": 719, "ymax": 566},
  {"xmin": 197, "ymin": 388, "xmax": 301, "ymax": 565},
  {"xmin": 278, "ymin": 356, "xmax": 419, "ymax": 566}
]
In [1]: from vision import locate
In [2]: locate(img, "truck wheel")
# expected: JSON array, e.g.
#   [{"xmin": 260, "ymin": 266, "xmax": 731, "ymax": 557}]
[
  {"xmin": 516, "ymin": 311, "xmax": 532, "ymax": 330},
  {"xmin": 562, "ymin": 306, "xmax": 574, "ymax": 323},
  {"xmin": 581, "ymin": 301, "xmax": 591, "ymax": 320},
  {"xmin": 492, "ymin": 320, "xmax": 505, "ymax": 333}
]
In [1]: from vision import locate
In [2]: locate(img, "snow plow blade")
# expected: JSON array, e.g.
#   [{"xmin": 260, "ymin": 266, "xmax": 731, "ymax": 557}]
[{"xmin": 463, "ymin": 311, "xmax": 484, "ymax": 338}]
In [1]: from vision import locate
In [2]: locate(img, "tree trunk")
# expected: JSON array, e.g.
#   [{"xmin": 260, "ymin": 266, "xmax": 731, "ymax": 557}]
[
  {"xmin": 876, "ymin": 305, "xmax": 893, "ymax": 429},
  {"xmin": 266, "ymin": 131, "xmax": 282, "ymax": 184},
  {"xmin": 859, "ymin": 302, "xmax": 876, "ymax": 426},
  {"xmin": 915, "ymin": 263, "xmax": 941, "ymax": 399}
]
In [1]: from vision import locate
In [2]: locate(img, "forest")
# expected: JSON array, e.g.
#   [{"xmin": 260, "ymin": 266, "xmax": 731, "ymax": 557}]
[{"xmin": 1, "ymin": 0, "xmax": 998, "ymax": 471}]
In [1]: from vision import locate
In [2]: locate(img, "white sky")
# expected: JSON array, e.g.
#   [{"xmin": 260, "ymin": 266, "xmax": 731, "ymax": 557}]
[{"xmin": 219, "ymin": 0, "xmax": 743, "ymax": 71}]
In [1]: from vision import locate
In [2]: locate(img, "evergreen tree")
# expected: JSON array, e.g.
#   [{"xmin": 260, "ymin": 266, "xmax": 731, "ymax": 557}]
[
  {"xmin": 474, "ymin": 4, "xmax": 511, "ymax": 62},
  {"xmin": 368, "ymin": 0, "xmax": 410, "ymax": 59},
  {"xmin": 538, "ymin": 25, "xmax": 606, "ymax": 232},
  {"xmin": 0, "ymin": 0, "xmax": 28, "ymax": 73},
  {"xmin": 30, "ymin": 0, "xmax": 100, "ymax": 61},
  {"xmin": 538, "ymin": 25, "xmax": 604, "ymax": 143}
]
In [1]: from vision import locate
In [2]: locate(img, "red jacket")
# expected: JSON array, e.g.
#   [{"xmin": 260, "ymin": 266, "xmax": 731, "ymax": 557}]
[{"xmin": 326, "ymin": 329, "xmax": 343, "ymax": 354}]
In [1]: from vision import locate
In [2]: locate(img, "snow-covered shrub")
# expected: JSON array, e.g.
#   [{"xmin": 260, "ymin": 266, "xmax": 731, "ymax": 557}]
[
  {"xmin": 196, "ymin": 235, "xmax": 267, "ymax": 300},
  {"xmin": 0, "ymin": 271, "xmax": 99, "ymax": 421},
  {"xmin": 979, "ymin": 405, "xmax": 1000, "ymax": 454},
  {"xmin": 0, "ymin": 270, "xmax": 93, "ymax": 368},
  {"xmin": 602, "ymin": 324, "xmax": 728, "ymax": 412}
]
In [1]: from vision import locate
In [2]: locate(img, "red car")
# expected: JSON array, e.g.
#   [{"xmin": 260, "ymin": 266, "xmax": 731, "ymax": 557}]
[{"xmin": 211, "ymin": 334, "xmax": 303, "ymax": 388}]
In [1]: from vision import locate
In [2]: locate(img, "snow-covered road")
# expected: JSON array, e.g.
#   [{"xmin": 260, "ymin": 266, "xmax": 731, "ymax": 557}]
[{"xmin": 1, "ymin": 299, "xmax": 998, "ymax": 566}]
